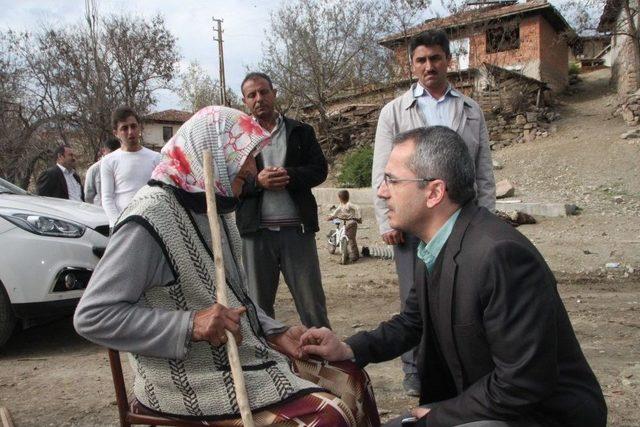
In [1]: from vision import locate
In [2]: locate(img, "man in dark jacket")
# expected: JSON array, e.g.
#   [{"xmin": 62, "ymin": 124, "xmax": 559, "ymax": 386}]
[
  {"xmin": 236, "ymin": 72, "xmax": 330, "ymax": 328},
  {"xmin": 36, "ymin": 145, "xmax": 84, "ymax": 201},
  {"xmin": 300, "ymin": 126, "xmax": 606, "ymax": 427}
]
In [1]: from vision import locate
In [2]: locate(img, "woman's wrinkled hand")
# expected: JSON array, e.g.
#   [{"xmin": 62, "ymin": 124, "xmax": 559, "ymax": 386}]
[
  {"xmin": 267, "ymin": 325, "xmax": 308, "ymax": 359},
  {"xmin": 191, "ymin": 303, "xmax": 246, "ymax": 347}
]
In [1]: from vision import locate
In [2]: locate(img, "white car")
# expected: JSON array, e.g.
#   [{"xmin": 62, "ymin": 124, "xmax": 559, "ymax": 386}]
[{"xmin": 0, "ymin": 177, "xmax": 109, "ymax": 346}]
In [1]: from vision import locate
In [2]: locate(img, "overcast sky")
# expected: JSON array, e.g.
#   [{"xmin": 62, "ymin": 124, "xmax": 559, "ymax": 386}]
[
  {"xmin": 0, "ymin": 0, "xmax": 283, "ymax": 111},
  {"xmin": 0, "ymin": 0, "xmax": 584, "ymax": 112}
]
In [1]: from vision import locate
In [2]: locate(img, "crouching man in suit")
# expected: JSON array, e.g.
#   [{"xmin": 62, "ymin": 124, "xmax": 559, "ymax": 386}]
[{"xmin": 300, "ymin": 126, "xmax": 607, "ymax": 427}]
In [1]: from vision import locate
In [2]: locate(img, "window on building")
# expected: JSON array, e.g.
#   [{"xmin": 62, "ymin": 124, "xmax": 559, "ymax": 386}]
[
  {"xmin": 486, "ymin": 25, "xmax": 520, "ymax": 53},
  {"xmin": 450, "ymin": 38, "xmax": 470, "ymax": 70},
  {"xmin": 163, "ymin": 126, "xmax": 173, "ymax": 142}
]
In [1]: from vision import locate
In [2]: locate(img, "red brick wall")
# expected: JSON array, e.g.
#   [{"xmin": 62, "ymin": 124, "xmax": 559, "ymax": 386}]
[
  {"xmin": 393, "ymin": 46, "xmax": 412, "ymax": 79},
  {"xmin": 468, "ymin": 15, "xmax": 540, "ymax": 77},
  {"xmin": 538, "ymin": 15, "xmax": 568, "ymax": 91},
  {"xmin": 389, "ymin": 14, "xmax": 569, "ymax": 91}
]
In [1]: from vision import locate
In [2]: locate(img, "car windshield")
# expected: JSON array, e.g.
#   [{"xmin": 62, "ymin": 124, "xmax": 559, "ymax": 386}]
[{"xmin": 0, "ymin": 178, "xmax": 30, "ymax": 195}]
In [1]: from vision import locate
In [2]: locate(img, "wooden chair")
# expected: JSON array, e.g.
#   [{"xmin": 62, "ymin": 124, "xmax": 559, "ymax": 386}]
[
  {"xmin": 108, "ymin": 349, "xmax": 227, "ymax": 427},
  {"xmin": 108, "ymin": 349, "xmax": 378, "ymax": 427}
]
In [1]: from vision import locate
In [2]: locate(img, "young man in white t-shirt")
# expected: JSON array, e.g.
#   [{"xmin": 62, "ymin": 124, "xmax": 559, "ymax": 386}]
[{"xmin": 101, "ymin": 107, "xmax": 161, "ymax": 227}]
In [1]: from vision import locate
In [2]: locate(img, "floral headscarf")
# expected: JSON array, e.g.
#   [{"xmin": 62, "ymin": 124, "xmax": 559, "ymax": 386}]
[{"xmin": 151, "ymin": 106, "xmax": 271, "ymax": 197}]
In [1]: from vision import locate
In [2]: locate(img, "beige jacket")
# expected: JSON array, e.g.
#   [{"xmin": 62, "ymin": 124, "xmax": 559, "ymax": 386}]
[
  {"xmin": 372, "ymin": 84, "xmax": 496, "ymax": 235},
  {"xmin": 330, "ymin": 202, "xmax": 362, "ymax": 221}
]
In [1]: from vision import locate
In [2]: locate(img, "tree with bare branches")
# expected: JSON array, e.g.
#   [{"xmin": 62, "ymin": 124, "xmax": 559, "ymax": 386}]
[
  {"xmin": 387, "ymin": 0, "xmax": 432, "ymax": 77},
  {"xmin": 0, "ymin": 13, "xmax": 180, "ymax": 188},
  {"xmin": 39, "ymin": 14, "xmax": 180, "ymax": 157},
  {"xmin": 259, "ymin": 0, "xmax": 396, "ymax": 144},
  {"xmin": 178, "ymin": 61, "xmax": 240, "ymax": 112},
  {"xmin": 0, "ymin": 32, "xmax": 67, "ymax": 188}
]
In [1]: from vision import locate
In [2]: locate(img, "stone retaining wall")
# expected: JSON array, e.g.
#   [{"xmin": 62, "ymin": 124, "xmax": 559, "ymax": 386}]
[
  {"xmin": 617, "ymin": 89, "xmax": 640, "ymax": 126},
  {"xmin": 487, "ymin": 107, "xmax": 560, "ymax": 150}
]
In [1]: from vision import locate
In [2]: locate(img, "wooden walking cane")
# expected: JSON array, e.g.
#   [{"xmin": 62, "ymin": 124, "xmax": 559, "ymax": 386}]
[
  {"xmin": 0, "ymin": 407, "xmax": 15, "ymax": 427},
  {"xmin": 203, "ymin": 150, "xmax": 255, "ymax": 427}
]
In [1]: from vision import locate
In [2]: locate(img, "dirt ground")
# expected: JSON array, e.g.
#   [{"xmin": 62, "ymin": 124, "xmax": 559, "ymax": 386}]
[{"xmin": 1, "ymin": 69, "xmax": 639, "ymax": 426}]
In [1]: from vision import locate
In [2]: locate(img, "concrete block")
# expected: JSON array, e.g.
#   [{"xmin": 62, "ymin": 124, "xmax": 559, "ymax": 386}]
[
  {"xmin": 314, "ymin": 188, "xmax": 578, "ymax": 218},
  {"xmin": 620, "ymin": 128, "xmax": 640, "ymax": 139},
  {"xmin": 495, "ymin": 200, "xmax": 578, "ymax": 217}
]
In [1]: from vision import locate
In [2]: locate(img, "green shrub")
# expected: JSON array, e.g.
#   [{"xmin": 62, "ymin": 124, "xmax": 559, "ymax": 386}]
[
  {"xmin": 569, "ymin": 62, "xmax": 580, "ymax": 75},
  {"xmin": 338, "ymin": 145, "xmax": 373, "ymax": 188}
]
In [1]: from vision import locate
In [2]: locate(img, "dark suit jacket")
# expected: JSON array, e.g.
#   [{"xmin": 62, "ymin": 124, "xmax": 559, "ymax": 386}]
[
  {"xmin": 36, "ymin": 165, "xmax": 84, "ymax": 201},
  {"xmin": 236, "ymin": 116, "xmax": 328, "ymax": 235},
  {"xmin": 346, "ymin": 203, "xmax": 606, "ymax": 427}
]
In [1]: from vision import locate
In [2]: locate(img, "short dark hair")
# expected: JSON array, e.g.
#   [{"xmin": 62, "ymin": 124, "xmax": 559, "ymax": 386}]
[
  {"xmin": 410, "ymin": 30, "xmax": 451, "ymax": 59},
  {"xmin": 54, "ymin": 145, "xmax": 69, "ymax": 160},
  {"xmin": 111, "ymin": 106, "xmax": 140, "ymax": 130},
  {"xmin": 103, "ymin": 137, "xmax": 121, "ymax": 152},
  {"xmin": 240, "ymin": 72, "xmax": 274, "ymax": 95},
  {"xmin": 338, "ymin": 190, "xmax": 350, "ymax": 202},
  {"xmin": 393, "ymin": 126, "xmax": 475, "ymax": 205}
]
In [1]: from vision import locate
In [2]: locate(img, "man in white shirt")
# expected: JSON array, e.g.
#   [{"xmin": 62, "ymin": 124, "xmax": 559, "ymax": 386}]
[
  {"xmin": 101, "ymin": 107, "xmax": 161, "ymax": 227},
  {"xmin": 84, "ymin": 137, "xmax": 121, "ymax": 206},
  {"xmin": 36, "ymin": 145, "xmax": 83, "ymax": 201}
]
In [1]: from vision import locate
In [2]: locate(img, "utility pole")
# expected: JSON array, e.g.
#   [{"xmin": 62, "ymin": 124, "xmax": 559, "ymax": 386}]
[{"xmin": 212, "ymin": 17, "xmax": 227, "ymax": 106}]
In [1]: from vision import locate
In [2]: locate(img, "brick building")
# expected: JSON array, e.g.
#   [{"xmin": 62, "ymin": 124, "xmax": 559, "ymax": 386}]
[
  {"xmin": 379, "ymin": 0, "xmax": 573, "ymax": 91},
  {"xmin": 598, "ymin": 0, "xmax": 640, "ymax": 96}
]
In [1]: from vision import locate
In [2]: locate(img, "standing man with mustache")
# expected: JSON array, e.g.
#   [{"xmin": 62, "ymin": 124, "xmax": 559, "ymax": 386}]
[
  {"xmin": 36, "ymin": 145, "xmax": 83, "ymax": 201},
  {"xmin": 236, "ymin": 72, "xmax": 331, "ymax": 329},
  {"xmin": 372, "ymin": 30, "xmax": 495, "ymax": 396}
]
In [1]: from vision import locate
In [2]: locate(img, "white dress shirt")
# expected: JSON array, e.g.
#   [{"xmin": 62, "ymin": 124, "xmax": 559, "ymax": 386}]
[
  {"xmin": 57, "ymin": 164, "xmax": 82, "ymax": 201},
  {"xmin": 414, "ymin": 83, "xmax": 461, "ymax": 129}
]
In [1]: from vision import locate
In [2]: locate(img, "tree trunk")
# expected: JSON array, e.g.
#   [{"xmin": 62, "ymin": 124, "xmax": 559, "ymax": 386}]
[
  {"xmin": 317, "ymin": 105, "xmax": 331, "ymax": 144},
  {"xmin": 17, "ymin": 155, "xmax": 44, "ymax": 190}
]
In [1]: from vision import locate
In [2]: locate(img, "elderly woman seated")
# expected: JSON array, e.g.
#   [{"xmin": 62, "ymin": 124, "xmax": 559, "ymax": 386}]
[{"xmin": 74, "ymin": 106, "xmax": 379, "ymax": 426}]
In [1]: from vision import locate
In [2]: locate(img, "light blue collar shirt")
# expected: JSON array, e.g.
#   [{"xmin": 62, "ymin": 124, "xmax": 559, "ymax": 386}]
[
  {"xmin": 417, "ymin": 209, "xmax": 461, "ymax": 273},
  {"xmin": 414, "ymin": 83, "xmax": 461, "ymax": 129}
]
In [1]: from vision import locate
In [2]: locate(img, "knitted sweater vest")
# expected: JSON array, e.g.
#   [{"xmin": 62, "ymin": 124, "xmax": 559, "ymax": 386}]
[{"xmin": 116, "ymin": 185, "xmax": 319, "ymax": 417}]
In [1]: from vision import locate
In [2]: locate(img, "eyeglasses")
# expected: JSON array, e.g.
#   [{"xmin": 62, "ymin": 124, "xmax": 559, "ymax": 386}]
[{"xmin": 383, "ymin": 173, "xmax": 437, "ymax": 186}]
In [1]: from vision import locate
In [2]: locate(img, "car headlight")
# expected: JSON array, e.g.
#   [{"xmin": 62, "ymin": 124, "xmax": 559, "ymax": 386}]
[{"xmin": 0, "ymin": 213, "xmax": 85, "ymax": 238}]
